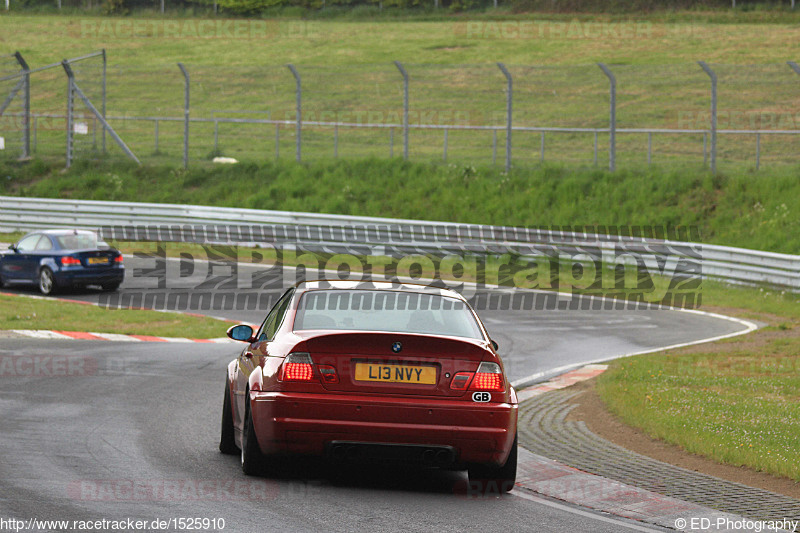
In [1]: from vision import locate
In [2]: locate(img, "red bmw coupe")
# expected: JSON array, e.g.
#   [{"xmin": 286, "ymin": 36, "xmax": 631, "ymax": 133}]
[{"xmin": 220, "ymin": 281, "xmax": 518, "ymax": 491}]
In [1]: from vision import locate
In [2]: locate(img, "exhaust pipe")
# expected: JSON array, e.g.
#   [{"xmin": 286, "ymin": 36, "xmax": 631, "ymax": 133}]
[
  {"xmin": 422, "ymin": 449, "xmax": 436, "ymax": 465},
  {"xmin": 331, "ymin": 444, "xmax": 346, "ymax": 460},
  {"xmin": 435, "ymin": 449, "xmax": 453, "ymax": 466},
  {"xmin": 345, "ymin": 446, "xmax": 359, "ymax": 461}
]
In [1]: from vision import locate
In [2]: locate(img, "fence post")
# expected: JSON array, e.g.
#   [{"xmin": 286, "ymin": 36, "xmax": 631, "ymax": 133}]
[
  {"xmin": 65, "ymin": 65, "xmax": 75, "ymax": 168},
  {"xmin": 698, "ymin": 61, "xmax": 717, "ymax": 174},
  {"xmin": 497, "ymin": 62, "xmax": 512, "ymax": 172},
  {"xmin": 755, "ymin": 132, "xmax": 760, "ymax": 170},
  {"xmin": 285, "ymin": 64, "xmax": 303, "ymax": 163},
  {"xmin": 287, "ymin": 64, "xmax": 302, "ymax": 162},
  {"xmin": 540, "ymin": 131, "xmax": 545, "ymax": 162},
  {"xmin": 13, "ymin": 51, "xmax": 30, "ymax": 159},
  {"xmin": 101, "ymin": 49, "xmax": 107, "ymax": 155},
  {"xmin": 178, "ymin": 62, "xmax": 189, "ymax": 169},
  {"xmin": 598, "ymin": 63, "xmax": 616, "ymax": 171},
  {"xmin": 393, "ymin": 61, "xmax": 409, "ymax": 160},
  {"xmin": 62, "ymin": 60, "xmax": 140, "ymax": 165}
]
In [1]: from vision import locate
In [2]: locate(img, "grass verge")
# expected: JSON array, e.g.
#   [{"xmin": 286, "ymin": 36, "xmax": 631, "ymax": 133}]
[
  {"xmin": 0, "ymin": 293, "xmax": 231, "ymax": 338},
  {"xmin": 596, "ymin": 283, "xmax": 800, "ymax": 481}
]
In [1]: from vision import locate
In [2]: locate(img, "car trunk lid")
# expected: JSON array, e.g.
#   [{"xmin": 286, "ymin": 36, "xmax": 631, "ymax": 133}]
[{"xmin": 297, "ymin": 332, "xmax": 492, "ymax": 397}]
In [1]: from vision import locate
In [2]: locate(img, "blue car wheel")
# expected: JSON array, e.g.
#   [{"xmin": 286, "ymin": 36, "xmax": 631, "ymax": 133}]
[{"xmin": 38, "ymin": 267, "xmax": 57, "ymax": 295}]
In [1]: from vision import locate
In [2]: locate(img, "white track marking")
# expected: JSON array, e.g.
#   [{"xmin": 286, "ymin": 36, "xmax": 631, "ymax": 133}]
[
  {"xmin": 512, "ymin": 489, "xmax": 667, "ymax": 532},
  {"xmin": 11, "ymin": 329, "xmax": 73, "ymax": 339}
]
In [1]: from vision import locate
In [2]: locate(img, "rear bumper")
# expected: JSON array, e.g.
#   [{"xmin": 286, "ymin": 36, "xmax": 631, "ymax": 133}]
[
  {"xmin": 250, "ymin": 391, "xmax": 518, "ymax": 466},
  {"xmin": 55, "ymin": 267, "xmax": 124, "ymax": 287}
]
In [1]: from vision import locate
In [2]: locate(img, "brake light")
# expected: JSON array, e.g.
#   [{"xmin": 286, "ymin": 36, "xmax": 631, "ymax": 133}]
[
  {"xmin": 114, "ymin": 255, "xmax": 123, "ymax": 264},
  {"xmin": 280, "ymin": 353, "xmax": 314, "ymax": 382},
  {"xmin": 469, "ymin": 362, "xmax": 504, "ymax": 392},
  {"xmin": 450, "ymin": 372, "xmax": 474, "ymax": 390},
  {"xmin": 61, "ymin": 256, "xmax": 80, "ymax": 266}
]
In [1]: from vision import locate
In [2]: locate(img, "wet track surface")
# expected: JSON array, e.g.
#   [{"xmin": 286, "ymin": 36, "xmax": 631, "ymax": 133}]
[{"xmin": 0, "ymin": 256, "xmax": 751, "ymax": 532}]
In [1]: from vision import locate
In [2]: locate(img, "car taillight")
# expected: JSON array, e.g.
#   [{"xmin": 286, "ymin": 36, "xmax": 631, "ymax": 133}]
[
  {"xmin": 61, "ymin": 256, "xmax": 80, "ymax": 266},
  {"xmin": 280, "ymin": 353, "xmax": 314, "ymax": 382},
  {"xmin": 114, "ymin": 255, "xmax": 123, "ymax": 264},
  {"xmin": 450, "ymin": 372, "xmax": 474, "ymax": 390},
  {"xmin": 469, "ymin": 362, "xmax": 504, "ymax": 392},
  {"xmin": 318, "ymin": 365, "xmax": 339, "ymax": 384}
]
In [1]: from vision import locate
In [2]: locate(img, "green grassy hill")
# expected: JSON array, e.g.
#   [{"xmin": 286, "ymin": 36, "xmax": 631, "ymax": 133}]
[{"xmin": 2, "ymin": 157, "xmax": 798, "ymax": 254}]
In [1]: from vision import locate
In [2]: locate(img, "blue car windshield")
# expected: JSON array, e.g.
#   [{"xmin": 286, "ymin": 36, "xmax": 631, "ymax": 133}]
[
  {"xmin": 55, "ymin": 233, "xmax": 98, "ymax": 250},
  {"xmin": 294, "ymin": 290, "xmax": 484, "ymax": 340}
]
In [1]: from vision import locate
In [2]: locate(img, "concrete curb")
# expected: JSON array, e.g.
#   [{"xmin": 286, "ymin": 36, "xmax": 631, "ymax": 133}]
[{"xmin": 7, "ymin": 329, "xmax": 234, "ymax": 344}]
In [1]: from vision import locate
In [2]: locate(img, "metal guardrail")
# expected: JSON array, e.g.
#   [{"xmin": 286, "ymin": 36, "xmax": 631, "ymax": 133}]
[{"xmin": 1, "ymin": 196, "xmax": 798, "ymax": 290}]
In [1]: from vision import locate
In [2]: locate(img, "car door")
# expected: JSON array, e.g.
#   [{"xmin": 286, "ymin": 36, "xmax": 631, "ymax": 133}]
[
  {"xmin": 2, "ymin": 234, "xmax": 42, "ymax": 283},
  {"xmin": 233, "ymin": 288, "xmax": 294, "ymax": 433},
  {"xmin": 31, "ymin": 234, "xmax": 56, "ymax": 278}
]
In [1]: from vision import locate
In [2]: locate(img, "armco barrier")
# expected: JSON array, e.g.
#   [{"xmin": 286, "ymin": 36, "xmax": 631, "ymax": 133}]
[{"xmin": 1, "ymin": 196, "xmax": 798, "ymax": 291}]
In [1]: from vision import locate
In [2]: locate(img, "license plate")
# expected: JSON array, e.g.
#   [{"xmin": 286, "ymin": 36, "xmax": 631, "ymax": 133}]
[
  {"xmin": 354, "ymin": 363, "xmax": 436, "ymax": 385},
  {"xmin": 87, "ymin": 257, "xmax": 108, "ymax": 265}
]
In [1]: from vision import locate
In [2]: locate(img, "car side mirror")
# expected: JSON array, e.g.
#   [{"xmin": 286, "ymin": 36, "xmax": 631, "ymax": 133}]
[
  {"xmin": 491, "ymin": 339, "xmax": 499, "ymax": 351},
  {"xmin": 227, "ymin": 324, "xmax": 256, "ymax": 343}
]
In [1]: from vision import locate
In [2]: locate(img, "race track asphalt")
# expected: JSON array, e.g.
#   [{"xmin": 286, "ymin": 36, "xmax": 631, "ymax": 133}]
[{"xmin": 0, "ymin": 255, "xmax": 751, "ymax": 532}]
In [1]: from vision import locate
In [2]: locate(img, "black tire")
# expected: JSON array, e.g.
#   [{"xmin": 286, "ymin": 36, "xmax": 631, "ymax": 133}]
[
  {"xmin": 241, "ymin": 393, "xmax": 268, "ymax": 476},
  {"xmin": 219, "ymin": 378, "xmax": 238, "ymax": 455},
  {"xmin": 38, "ymin": 267, "xmax": 57, "ymax": 295},
  {"xmin": 468, "ymin": 432, "xmax": 517, "ymax": 494},
  {"xmin": 102, "ymin": 282, "xmax": 120, "ymax": 292}
]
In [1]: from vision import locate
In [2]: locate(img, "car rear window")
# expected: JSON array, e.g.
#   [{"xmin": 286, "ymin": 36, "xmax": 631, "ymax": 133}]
[
  {"xmin": 55, "ymin": 233, "xmax": 98, "ymax": 250},
  {"xmin": 294, "ymin": 290, "xmax": 484, "ymax": 340}
]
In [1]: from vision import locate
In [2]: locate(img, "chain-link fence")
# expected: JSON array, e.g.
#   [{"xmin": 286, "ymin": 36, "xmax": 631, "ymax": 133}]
[
  {"xmin": 1, "ymin": 52, "xmax": 799, "ymax": 171},
  {"xmin": 0, "ymin": 52, "xmax": 29, "ymax": 159}
]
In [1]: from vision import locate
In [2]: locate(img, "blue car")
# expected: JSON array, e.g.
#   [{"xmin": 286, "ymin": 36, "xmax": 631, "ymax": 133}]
[{"xmin": 0, "ymin": 229, "xmax": 124, "ymax": 295}]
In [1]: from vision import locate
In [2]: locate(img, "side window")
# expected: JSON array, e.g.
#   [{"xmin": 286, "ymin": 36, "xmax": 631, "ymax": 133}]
[
  {"xmin": 263, "ymin": 294, "xmax": 293, "ymax": 341},
  {"xmin": 35, "ymin": 236, "xmax": 54, "ymax": 251},
  {"xmin": 256, "ymin": 289, "xmax": 294, "ymax": 342},
  {"xmin": 16, "ymin": 235, "xmax": 41, "ymax": 252}
]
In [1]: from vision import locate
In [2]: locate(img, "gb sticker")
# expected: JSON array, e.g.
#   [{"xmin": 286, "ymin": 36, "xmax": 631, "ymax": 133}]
[{"xmin": 472, "ymin": 391, "xmax": 491, "ymax": 403}]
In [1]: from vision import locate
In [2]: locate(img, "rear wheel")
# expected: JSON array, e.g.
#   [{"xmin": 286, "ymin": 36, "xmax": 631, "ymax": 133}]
[
  {"xmin": 219, "ymin": 378, "xmax": 238, "ymax": 455},
  {"xmin": 38, "ymin": 267, "xmax": 57, "ymax": 295},
  {"xmin": 468, "ymin": 432, "xmax": 517, "ymax": 494},
  {"xmin": 241, "ymin": 394, "xmax": 267, "ymax": 476}
]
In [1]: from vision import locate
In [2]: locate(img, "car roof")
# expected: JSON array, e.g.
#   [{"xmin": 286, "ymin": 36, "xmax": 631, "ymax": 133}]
[
  {"xmin": 36, "ymin": 229, "xmax": 96, "ymax": 236},
  {"xmin": 296, "ymin": 280, "xmax": 467, "ymax": 301}
]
